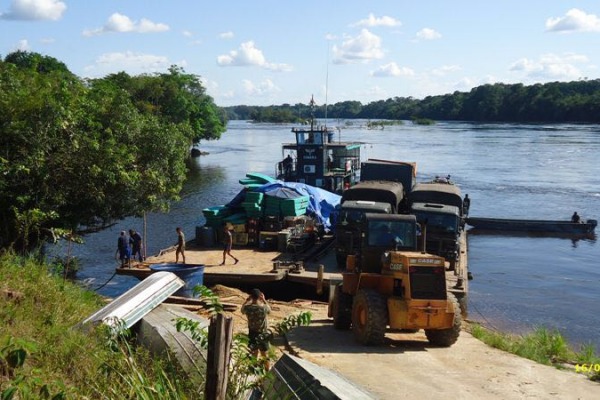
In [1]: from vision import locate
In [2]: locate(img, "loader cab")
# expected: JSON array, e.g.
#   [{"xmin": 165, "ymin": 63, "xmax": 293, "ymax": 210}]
[{"xmin": 357, "ymin": 213, "xmax": 418, "ymax": 273}]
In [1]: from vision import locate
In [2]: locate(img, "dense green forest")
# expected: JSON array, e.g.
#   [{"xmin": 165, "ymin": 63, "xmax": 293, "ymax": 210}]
[
  {"xmin": 0, "ymin": 51, "xmax": 226, "ymax": 251},
  {"xmin": 226, "ymin": 79, "xmax": 600, "ymax": 123}
]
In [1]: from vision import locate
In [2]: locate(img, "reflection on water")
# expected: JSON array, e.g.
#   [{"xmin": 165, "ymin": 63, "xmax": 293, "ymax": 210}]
[{"xmin": 65, "ymin": 120, "xmax": 599, "ymax": 348}]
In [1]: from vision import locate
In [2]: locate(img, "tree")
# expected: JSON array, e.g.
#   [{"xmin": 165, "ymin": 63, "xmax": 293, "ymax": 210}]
[
  {"xmin": 103, "ymin": 66, "xmax": 226, "ymax": 144},
  {"xmin": 0, "ymin": 54, "xmax": 209, "ymax": 251}
]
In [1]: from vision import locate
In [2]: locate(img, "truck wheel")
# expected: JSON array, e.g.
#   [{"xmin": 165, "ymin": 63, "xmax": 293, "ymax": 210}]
[
  {"xmin": 352, "ymin": 289, "xmax": 387, "ymax": 345},
  {"xmin": 332, "ymin": 285, "xmax": 352, "ymax": 330},
  {"xmin": 448, "ymin": 259, "xmax": 456, "ymax": 271},
  {"xmin": 335, "ymin": 252, "xmax": 346, "ymax": 269},
  {"xmin": 425, "ymin": 293, "xmax": 461, "ymax": 347}
]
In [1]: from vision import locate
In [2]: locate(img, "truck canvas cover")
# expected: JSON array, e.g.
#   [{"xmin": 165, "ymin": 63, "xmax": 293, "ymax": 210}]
[
  {"xmin": 341, "ymin": 181, "xmax": 404, "ymax": 212},
  {"xmin": 360, "ymin": 159, "xmax": 417, "ymax": 193},
  {"xmin": 409, "ymin": 183, "xmax": 462, "ymax": 210}
]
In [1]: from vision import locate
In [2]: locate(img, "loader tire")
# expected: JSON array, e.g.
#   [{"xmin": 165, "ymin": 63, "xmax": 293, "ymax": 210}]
[
  {"xmin": 332, "ymin": 284, "xmax": 352, "ymax": 330},
  {"xmin": 425, "ymin": 293, "xmax": 462, "ymax": 347},
  {"xmin": 352, "ymin": 289, "xmax": 387, "ymax": 345},
  {"xmin": 335, "ymin": 252, "xmax": 347, "ymax": 269}
]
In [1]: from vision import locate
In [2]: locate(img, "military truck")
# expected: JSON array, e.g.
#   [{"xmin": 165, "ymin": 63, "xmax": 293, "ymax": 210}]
[
  {"xmin": 409, "ymin": 182, "xmax": 464, "ymax": 270},
  {"xmin": 329, "ymin": 213, "xmax": 461, "ymax": 346},
  {"xmin": 360, "ymin": 159, "xmax": 417, "ymax": 192},
  {"xmin": 334, "ymin": 180, "xmax": 405, "ymax": 268},
  {"xmin": 334, "ymin": 200, "xmax": 392, "ymax": 268},
  {"xmin": 340, "ymin": 180, "xmax": 406, "ymax": 213}
]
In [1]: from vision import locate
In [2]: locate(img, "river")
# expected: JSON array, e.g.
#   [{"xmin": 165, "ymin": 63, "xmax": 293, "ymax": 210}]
[{"xmin": 61, "ymin": 120, "xmax": 600, "ymax": 349}]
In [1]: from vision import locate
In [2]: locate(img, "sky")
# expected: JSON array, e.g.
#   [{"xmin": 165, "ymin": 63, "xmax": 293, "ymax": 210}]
[{"xmin": 1, "ymin": 1, "xmax": 600, "ymax": 107}]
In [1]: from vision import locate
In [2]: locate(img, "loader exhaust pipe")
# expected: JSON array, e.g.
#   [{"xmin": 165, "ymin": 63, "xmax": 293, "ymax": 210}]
[{"xmin": 421, "ymin": 219, "xmax": 428, "ymax": 254}]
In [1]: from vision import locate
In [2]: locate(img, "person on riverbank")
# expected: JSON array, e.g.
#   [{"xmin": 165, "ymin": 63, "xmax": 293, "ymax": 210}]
[
  {"xmin": 241, "ymin": 288, "xmax": 271, "ymax": 370},
  {"xmin": 129, "ymin": 229, "xmax": 143, "ymax": 262},
  {"xmin": 220, "ymin": 223, "xmax": 239, "ymax": 265},
  {"xmin": 175, "ymin": 227, "xmax": 186, "ymax": 264},
  {"xmin": 117, "ymin": 231, "xmax": 131, "ymax": 267}
]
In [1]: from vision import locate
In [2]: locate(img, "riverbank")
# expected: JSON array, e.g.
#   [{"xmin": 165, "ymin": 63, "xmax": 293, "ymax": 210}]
[{"xmin": 3, "ymin": 252, "xmax": 599, "ymax": 399}]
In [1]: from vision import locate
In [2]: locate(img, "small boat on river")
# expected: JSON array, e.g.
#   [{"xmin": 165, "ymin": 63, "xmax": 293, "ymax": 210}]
[{"xmin": 465, "ymin": 217, "xmax": 597, "ymax": 235}]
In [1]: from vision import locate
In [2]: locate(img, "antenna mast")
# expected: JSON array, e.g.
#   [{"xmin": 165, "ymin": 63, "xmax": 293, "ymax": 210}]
[{"xmin": 324, "ymin": 44, "xmax": 330, "ymax": 127}]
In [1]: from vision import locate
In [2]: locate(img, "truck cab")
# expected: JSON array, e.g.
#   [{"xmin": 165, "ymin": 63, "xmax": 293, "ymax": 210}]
[
  {"xmin": 409, "ymin": 182, "xmax": 464, "ymax": 270},
  {"xmin": 334, "ymin": 200, "xmax": 392, "ymax": 268},
  {"xmin": 411, "ymin": 203, "xmax": 462, "ymax": 270}
]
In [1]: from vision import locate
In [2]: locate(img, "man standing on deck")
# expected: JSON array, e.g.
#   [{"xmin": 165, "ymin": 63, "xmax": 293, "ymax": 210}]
[
  {"xmin": 117, "ymin": 231, "xmax": 131, "ymax": 267},
  {"xmin": 129, "ymin": 229, "xmax": 143, "ymax": 262},
  {"xmin": 175, "ymin": 227, "xmax": 186, "ymax": 264},
  {"xmin": 220, "ymin": 223, "xmax": 239, "ymax": 265},
  {"xmin": 242, "ymin": 288, "xmax": 271, "ymax": 370}
]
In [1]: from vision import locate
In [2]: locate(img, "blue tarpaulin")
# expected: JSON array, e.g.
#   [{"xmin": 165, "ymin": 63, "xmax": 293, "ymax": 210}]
[{"xmin": 226, "ymin": 181, "xmax": 341, "ymax": 232}]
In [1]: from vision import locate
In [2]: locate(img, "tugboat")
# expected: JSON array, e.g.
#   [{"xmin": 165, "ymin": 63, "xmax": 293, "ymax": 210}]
[{"xmin": 276, "ymin": 96, "xmax": 362, "ymax": 194}]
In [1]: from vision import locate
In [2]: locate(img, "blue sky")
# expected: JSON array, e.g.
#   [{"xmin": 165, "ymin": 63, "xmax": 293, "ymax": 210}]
[{"xmin": 1, "ymin": 1, "xmax": 600, "ymax": 106}]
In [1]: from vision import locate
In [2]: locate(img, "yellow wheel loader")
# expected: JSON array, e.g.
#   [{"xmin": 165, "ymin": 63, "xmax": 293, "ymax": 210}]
[{"xmin": 329, "ymin": 213, "xmax": 461, "ymax": 346}]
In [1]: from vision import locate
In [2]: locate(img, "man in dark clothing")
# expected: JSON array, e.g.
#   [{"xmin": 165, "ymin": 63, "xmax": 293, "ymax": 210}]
[
  {"xmin": 463, "ymin": 194, "xmax": 471, "ymax": 216},
  {"xmin": 282, "ymin": 154, "xmax": 293, "ymax": 178},
  {"xmin": 571, "ymin": 212, "xmax": 581, "ymax": 223},
  {"xmin": 129, "ymin": 229, "xmax": 143, "ymax": 262},
  {"xmin": 220, "ymin": 223, "xmax": 239, "ymax": 265},
  {"xmin": 241, "ymin": 288, "xmax": 271, "ymax": 369},
  {"xmin": 117, "ymin": 231, "xmax": 131, "ymax": 267}
]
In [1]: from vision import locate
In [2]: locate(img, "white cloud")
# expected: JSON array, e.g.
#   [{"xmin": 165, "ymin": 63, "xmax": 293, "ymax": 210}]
[
  {"xmin": 83, "ymin": 13, "xmax": 169, "ymax": 36},
  {"xmin": 452, "ymin": 77, "xmax": 478, "ymax": 92},
  {"xmin": 332, "ymin": 29, "xmax": 384, "ymax": 64},
  {"xmin": 40, "ymin": 37, "xmax": 55, "ymax": 44},
  {"xmin": 416, "ymin": 28, "xmax": 442, "ymax": 40},
  {"xmin": 217, "ymin": 41, "xmax": 292, "ymax": 71},
  {"xmin": 182, "ymin": 30, "xmax": 193, "ymax": 37},
  {"xmin": 546, "ymin": 8, "xmax": 600, "ymax": 33},
  {"xmin": 13, "ymin": 39, "xmax": 30, "ymax": 51},
  {"xmin": 242, "ymin": 78, "xmax": 280, "ymax": 96},
  {"xmin": 509, "ymin": 53, "xmax": 588, "ymax": 80},
  {"xmin": 352, "ymin": 13, "xmax": 401, "ymax": 28},
  {"xmin": 84, "ymin": 51, "xmax": 171, "ymax": 76},
  {"xmin": 0, "ymin": 0, "xmax": 65, "ymax": 20},
  {"xmin": 371, "ymin": 62, "xmax": 415, "ymax": 77},
  {"xmin": 219, "ymin": 31, "xmax": 234, "ymax": 39},
  {"xmin": 431, "ymin": 65, "xmax": 461, "ymax": 76}
]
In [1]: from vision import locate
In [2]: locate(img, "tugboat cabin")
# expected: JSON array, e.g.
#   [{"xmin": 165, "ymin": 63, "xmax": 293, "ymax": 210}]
[{"xmin": 277, "ymin": 124, "xmax": 362, "ymax": 193}]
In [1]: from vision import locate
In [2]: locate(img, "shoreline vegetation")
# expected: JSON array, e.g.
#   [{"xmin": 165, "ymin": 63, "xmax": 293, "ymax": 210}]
[
  {"xmin": 225, "ymin": 79, "xmax": 600, "ymax": 124},
  {"xmin": 467, "ymin": 324, "xmax": 600, "ymax": 382},
  {"xmin": 1, "ymin": 253, "xmax": 598, "ymax": 400},
  {"xmin": 0, "ymin": 253, "xmax": 311, "ymax": 399}
]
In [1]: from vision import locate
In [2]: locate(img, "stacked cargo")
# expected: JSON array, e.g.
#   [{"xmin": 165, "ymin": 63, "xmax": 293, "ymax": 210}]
[
  {"xmin": 202, "ymin": 205, "xmax": 233, "ymax": 229},
  {"xmin": 264, "ymin": 195, "xmax": 284, "ymax": 217},
  {"xmin": 241, "ymin": 192, "xmax": 264, "ymax": 218},
  {"xmin": 280, "ymin": 196, "xmax": 310, "ymax": 217}
]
